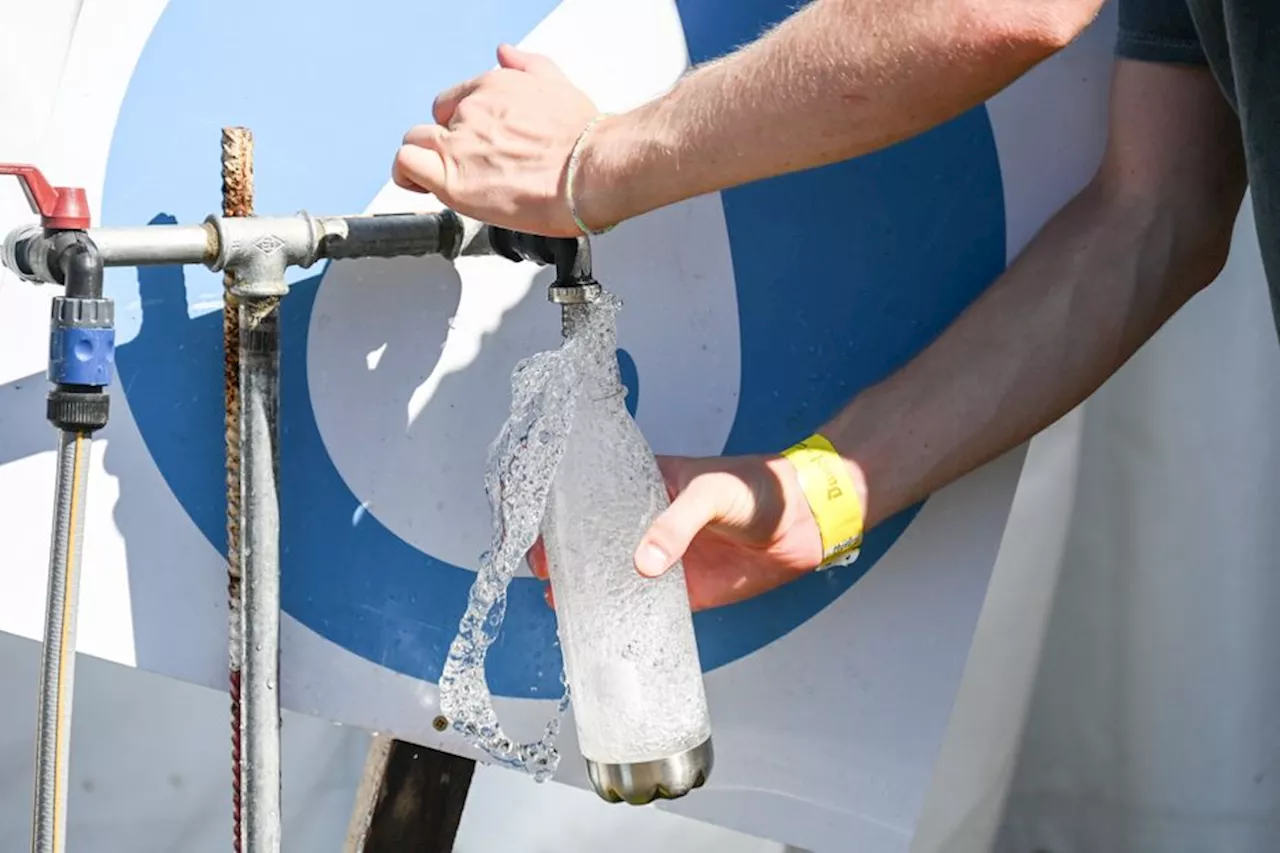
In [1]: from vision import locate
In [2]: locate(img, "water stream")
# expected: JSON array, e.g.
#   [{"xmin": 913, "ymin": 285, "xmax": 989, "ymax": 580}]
[{"xmin": 437, "ymin": 308, "xmax": 587, "ymax": 780}]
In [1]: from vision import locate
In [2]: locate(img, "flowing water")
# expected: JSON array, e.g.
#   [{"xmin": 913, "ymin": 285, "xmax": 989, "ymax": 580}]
[{"xmin": 437, "ymin": 314, "xmax": 585, "ymax": 780}]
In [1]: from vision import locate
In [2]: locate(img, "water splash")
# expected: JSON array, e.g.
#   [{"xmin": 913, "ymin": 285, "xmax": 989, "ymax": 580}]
[{"xmin": 437, "ymin": 331, "xmax": 582, "ymax": 780}]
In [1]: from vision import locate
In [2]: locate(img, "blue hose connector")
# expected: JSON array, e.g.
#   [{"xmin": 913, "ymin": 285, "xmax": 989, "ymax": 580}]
[{"xmin": 47, "ymin": 296, "xmax": 115, "ymax": 388}]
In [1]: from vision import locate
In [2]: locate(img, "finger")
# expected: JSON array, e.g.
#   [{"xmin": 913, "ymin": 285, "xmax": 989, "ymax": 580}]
[
  {"xmin": 392, "ymin": 145, "xmax": 445, "ymax": 195},
  {"xmin": 527, "ymin": 539, "xmax": 549, "ymax": 580},
  {"xmin": 432, "ymin": 78, "xmax": 481, "ymax": 126},
  {"xmin": 496, "ymin": 43, "xmax": 565, "ymax": 79},
  {"xmin": 634, "ymin": 475, "xmax": 723, "ymax": 578},
  {"xmin": 391, "ymin": 157, "xmax": 421, "ymax": 193},
  {"xmin": 393, "ymin": 138, "xmax": 448, "ymax": 197},
  {"xmin": 402, "ymin": 122, "xmax": 449, "ymax": 148},
  {"xmin": 392, "ymin": 128, "xmax": 441, "ymax": 192}
]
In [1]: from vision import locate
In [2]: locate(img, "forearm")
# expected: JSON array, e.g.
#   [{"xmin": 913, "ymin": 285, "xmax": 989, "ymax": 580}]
[
  {"xmin": 576, "ymin": 0, "xmax": 1098, "ymax": 229},
  {"xmin": 824, "ymin": 181, "xmax": 1232, "ymax": 530}
]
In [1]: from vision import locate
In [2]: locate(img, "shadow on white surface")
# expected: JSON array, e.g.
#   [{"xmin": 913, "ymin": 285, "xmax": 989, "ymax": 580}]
[
  {"xmin": 0, "ymin": 632, "xmax": 783, "ymax": 852},
  {"xmin": 0, "ymin": 633, "xmax": 367, "ymax": 853},
  {"xmin": 455, "ymin": 765, "xmax": 785, "ymax": 853}
]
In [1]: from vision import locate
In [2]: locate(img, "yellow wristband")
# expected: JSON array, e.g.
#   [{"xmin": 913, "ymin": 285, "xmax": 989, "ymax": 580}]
[{"xmin": 781, "ymin": 433, "xmax": 864, "ymax": 570}]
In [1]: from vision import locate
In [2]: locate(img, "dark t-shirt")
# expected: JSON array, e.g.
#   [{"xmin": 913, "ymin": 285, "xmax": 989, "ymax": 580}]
[{"xmin": 1117, "ymin": 0, "xmax": 1280, "ymax": 337}]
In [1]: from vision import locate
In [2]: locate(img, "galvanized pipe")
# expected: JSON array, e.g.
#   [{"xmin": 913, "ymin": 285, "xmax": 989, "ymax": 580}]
[
  {"xmin": 90, "ymin": 223, "xmax": 215, "ymax": 267},
  {"xmin": 8, "ymin": 212, "xmax": 520, "ymax": 284},
  {"xmin": 237, "ymin": 293, "xmax": 282, "ymax": 853}
]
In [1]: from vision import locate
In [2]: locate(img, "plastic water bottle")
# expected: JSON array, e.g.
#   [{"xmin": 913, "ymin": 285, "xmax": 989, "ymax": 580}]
[{"xmin": 542, "ymin": 292, "xmax": 714, "ymax": 804}]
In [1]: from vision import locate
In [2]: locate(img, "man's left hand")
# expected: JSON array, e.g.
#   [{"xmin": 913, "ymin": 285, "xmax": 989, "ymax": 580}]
[{"xmin": 529, "ymin": 454, "xmax": 832, "ymax": 612}]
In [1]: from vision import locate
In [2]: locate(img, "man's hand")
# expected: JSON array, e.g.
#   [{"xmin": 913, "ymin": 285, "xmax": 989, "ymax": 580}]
[
  {"xmin": 392, "ymin": 44, "xmax": 598, "ymax": 237},
  {"xmin": 393, "ymin": 2, "xmax": 1100, "ymax": 239},
  {"xmin": 529, "ymin": 454, "xmax": 839, "ymax": 612}
]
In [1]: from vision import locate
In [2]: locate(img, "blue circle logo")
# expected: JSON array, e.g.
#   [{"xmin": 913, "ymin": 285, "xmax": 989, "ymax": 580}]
[{"xmin": 103, "ymin": 0, "xmax": 1005, "ymax": 698}]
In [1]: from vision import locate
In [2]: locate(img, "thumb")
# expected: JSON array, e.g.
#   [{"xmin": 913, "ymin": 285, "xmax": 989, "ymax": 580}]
[
  {"xmin": 634, "ymin": 475, "xmax": 726, "ymax": 578},
  {"xmin": 496, "ymin": 43, "xmax": 566, "ymax": 79}
]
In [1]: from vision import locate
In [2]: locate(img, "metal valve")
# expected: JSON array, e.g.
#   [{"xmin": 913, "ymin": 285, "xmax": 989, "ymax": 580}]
[
  {"xmin": 0, "ymin": 164, "xmax": 94, "ymax": 285},
  {"xmin": 0, "ymin": 164, "xmax": 91, "ymax": 229}
]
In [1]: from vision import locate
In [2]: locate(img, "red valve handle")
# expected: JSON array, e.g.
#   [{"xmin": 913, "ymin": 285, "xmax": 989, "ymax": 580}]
[{"xmin": 0, "ymin": 163, "xmax": 90, "ymax": 229}]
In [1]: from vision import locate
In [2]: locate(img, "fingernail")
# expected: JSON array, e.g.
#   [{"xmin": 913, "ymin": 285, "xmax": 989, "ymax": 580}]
[{"xmin": 635, "ymin": 542, "xmax": 669, "ymax": 577}]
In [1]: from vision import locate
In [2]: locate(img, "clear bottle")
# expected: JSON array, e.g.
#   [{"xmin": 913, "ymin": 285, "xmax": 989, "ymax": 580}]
[{"xmin": 542, "ymin": 293, "xmax": 714, "ymax": 804}]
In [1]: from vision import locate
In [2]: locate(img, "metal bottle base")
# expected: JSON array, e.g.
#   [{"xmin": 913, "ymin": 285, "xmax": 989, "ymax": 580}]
[{"xmin": 584, "ymin": 737, "xmax": 714, "ymax": 805}]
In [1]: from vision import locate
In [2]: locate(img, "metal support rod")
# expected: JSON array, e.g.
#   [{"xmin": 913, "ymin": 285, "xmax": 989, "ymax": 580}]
[
  {"xmin": 222, "ymin": 126, "xmax": 251, "ymax": 853},
  {"xmin": 220, "ymin": 126, "xmax": 285, "ymax": 853},
  {"xmin": 31, "ymin": 430, "xmax": 92, "ymax": 853},
  {"xmin": 238, "ymin": 294, "xmax": 283, "ymax": 853}
]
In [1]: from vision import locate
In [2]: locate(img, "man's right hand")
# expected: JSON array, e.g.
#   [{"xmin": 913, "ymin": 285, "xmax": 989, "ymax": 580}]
[{"xmin": 528, "ymin": 453, "xmax": 854, "ymax": 612}]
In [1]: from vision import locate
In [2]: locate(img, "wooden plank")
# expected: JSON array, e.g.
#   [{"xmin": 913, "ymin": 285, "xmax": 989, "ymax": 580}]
[{"xmin": 343, "ymin": 736, "xmax": 476, "ymax": 853}]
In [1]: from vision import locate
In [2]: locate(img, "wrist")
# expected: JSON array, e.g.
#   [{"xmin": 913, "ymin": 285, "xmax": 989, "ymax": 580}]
[
  {"xmin": 834, "ymin": 442, "xmax": 869, "ymax": 531},
  {"xmin": 811, "ymin": 425, "xmax": 871, "ymax": 530},
  {"xmin": 781, "ymin": 433, "xmax": 867, "ymax": 569},
  {"xmin": 572, "ymin": 107, "xmax": 670, "ymax": 231}
]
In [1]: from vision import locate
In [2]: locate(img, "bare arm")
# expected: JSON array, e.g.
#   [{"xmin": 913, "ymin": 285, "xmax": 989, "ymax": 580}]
[
  {"xmin": 531, "ymin": 58, "xmax": 1248, "ymax": 610},
  {"xmin": 575, "ymin": 0, "xmax": 1105, "ymax": 230},
  {"xmin": 824, "ymin": 59, "xmax": 1248, "ymax": 529},
  {"xmin": 394, "ymin": 1, "xmax": 1104, "ymax": 236}
]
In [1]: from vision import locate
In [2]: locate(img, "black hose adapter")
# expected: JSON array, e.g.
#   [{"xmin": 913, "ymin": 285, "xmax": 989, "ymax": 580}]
[
  {"xmin": 487, "ymin": 230, "xmax": 594, "ymax": 287},
  {"xmin": 44, "ymin": 233, "xmax": 113, "ymax": 433}
]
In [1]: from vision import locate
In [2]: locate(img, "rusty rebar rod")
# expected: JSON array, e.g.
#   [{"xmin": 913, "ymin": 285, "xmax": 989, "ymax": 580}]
[
  {"xmin": 221, "ymin": 126, "xmax": 251, "ymax": 853},
  {"xmin": 224, "ymin": 127, "xmax": 285, "ymax": 853}
]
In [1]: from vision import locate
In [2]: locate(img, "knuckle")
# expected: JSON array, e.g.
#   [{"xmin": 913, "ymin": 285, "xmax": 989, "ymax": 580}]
[{"xmin": 450, "ymin": 100, "xmax": 476, "ymax": 125}]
